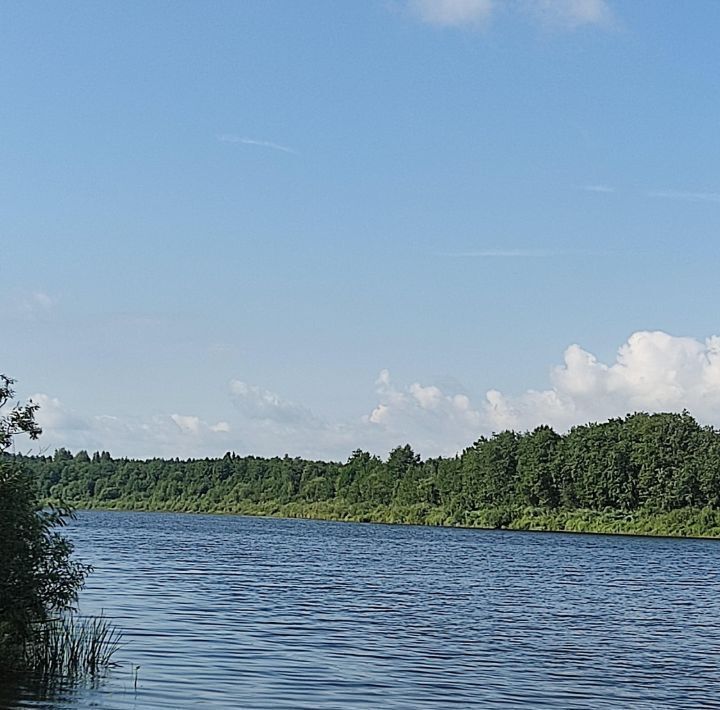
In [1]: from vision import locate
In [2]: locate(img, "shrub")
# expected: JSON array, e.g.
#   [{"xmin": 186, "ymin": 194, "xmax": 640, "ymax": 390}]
[{"xmin": 0, "ymin": 374, "xmax": 118, "ymax": 675}]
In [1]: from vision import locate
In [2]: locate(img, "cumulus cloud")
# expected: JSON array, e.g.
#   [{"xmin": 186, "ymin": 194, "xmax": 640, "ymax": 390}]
[
  {"xmin": 364, "ymin": 331, "xmax": 720, "ymax": 449},
  {"xmin": 407, "ymin": 0, "xmax": 613, "ymax": 29},
  {"xmin": 229, "ymin": 380, "xmax": 318, "ymax": 426},
  {"xmin": 225, "ymin": 372, "xmax": 484, "ymax": 459},
  {"xmin": 227, "ymin": 380, "xmax": 363, "ymax": 459},
  {"xmin": 25, "ymin": 395, "xmax": 233, "ymax": 460},
  {"xmin": 363, "ymin": 369, "xmax": 483, "ymax": 456},
  {"xmin": 32, "ymin": 394, "xmax": 90, "ymax": 432},
  {"xmin": 483, "ymin": 331, "xmax": 720, "ymax": 432},
  {"xmin": 27, "ymin": 330, "xmax": 720, "ymax": 461}
]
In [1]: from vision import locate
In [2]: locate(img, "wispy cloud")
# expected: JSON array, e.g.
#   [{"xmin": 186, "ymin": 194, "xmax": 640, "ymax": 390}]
[
  {"xmin": 406, "ymin": 0, "xmax": 614, "ymax": 30},
  {"xmin": 218, "ymin": 134, "xmax": 298, "ymax": 155},
  {"xmin": 576, "ymin": 185, "xmax": 720, "ymax": 204},
  {"xmin": 0, "ymin": 289, "xmax": 57, "ymax": 321},
  {"xmin": 440, "ymin": 249, "xmax": 562, "ymax": 257},
  {"xmin": 527, "ymin": 0, "xmax": 614, "ymax": 29},
  {"xmin": 408, "ymin": 0, "xmax": 494, "ymax": 27},
  {"xmin": 647, "ymin": 190, "xmax": 720, "ymax": 204},
  {"xmin": 580, "ymin": 184, "xmax": 615, "ymax": 193}
]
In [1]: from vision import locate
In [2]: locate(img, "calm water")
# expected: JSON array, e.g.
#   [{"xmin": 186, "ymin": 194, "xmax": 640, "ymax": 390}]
[{"xmin": 4, "ymin": 511, "xmax": 720, "ymax": 709}]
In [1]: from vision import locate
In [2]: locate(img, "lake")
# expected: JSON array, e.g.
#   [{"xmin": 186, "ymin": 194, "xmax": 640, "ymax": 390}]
[{"xmin": 4, "ymin": 511, "xmax": 720, "ymax": 709}]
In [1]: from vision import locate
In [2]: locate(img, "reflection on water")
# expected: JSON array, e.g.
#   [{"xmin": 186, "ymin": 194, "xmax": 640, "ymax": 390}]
[
  {"xmin": 0, "ymin": 670, "xmax": 108, "ymax": 709},
  {"xmin": 7, "ymin": 511, "xmax": 720, "ymax": 709}
]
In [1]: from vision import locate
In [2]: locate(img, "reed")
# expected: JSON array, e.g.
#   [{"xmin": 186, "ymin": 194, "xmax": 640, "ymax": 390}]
[{"xmin": 20, "ymin": 613, "xmax": 122, "ymax": 678}]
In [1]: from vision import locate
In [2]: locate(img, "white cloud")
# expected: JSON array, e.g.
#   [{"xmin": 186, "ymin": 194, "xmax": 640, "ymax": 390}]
[
  {"xmin": 171, "ymin": 414, "xmax": 202, "ymax": 434},
  {"xmin": 218, "ymin": 134, "xmax": 297, "ymax": 155},
  {"xmin": 229, "ymin": 380, "xmax": 317, "ymax": 426},
  {"xmin": 484, "ymin": 331, "xmax": 720, "ymax": 432},
  {"xmin": 27, "ymin": 330, "xmax": 720, "ymax": 461},
  {"xmin": 364, "ymin": 369, "xmax": 483, "ymax": 455},
  {"xmin": 353, "ymin": 331, "xmax": 720, "ymax": 455},
  {"xmin": 171, "ymin": 413, "xmax": 230, "ymax": 436},
  {"xmin": 227, "ymin": 380, "xmax": 364, "ymax": 459},
  {"xmin": 360, "ymin": 331, "xmax": 720, "ymax": 448},
  {"xmin": 407, "ymin": 0, "xmax": 613, "ymax": 29},
  {"xmin": 26, "ymin": 396, "xmax": 233, "ymax": 459},
  {"xmin": 32, "ymin": 394, "xmax": 89, "ymax": 432}
]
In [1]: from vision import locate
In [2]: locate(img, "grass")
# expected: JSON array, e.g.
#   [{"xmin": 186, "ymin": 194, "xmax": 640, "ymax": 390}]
[
  {"xmin": 19, "ymin": 613, "xmax": 122, "ymax": 678},
  {"xmin": 55, "ymin": 494, "xmax": 720, "ymax": 539}
]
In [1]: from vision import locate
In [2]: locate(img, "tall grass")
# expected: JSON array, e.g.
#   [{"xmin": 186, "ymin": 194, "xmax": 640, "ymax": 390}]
[{"xmin": 20, "ymin": 613, "xmax": 122, "ymax": 678}]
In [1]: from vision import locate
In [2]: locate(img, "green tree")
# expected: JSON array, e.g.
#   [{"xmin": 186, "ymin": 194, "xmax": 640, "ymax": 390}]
[
  {"xmin": 517, "ymin": 425, "xmax": 560, "ymax": 508},
  {"xmin": 386, "ymin": 444, "xmax": 421, "ymax": 478},
  {"xmin": 0, "ymin": 376, "xmax": 89, "ymax": 663},
  {"xmin": 0, "ymin": 375, "xmax": 41, "ymax": 451},
  {"xmin": 462, "ymin": 431, "xmax": 519, "ymax": 509}
]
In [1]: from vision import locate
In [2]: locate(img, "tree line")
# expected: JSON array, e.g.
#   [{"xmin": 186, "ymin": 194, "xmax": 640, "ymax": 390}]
[{"xmin": 15, "ymin": 411, "xmax": 720, "ymax": 535}]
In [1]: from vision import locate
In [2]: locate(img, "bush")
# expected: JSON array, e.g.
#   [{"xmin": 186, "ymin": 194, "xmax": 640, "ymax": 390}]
[
  {"xmin": 0, "ymin": 462, "xmax": 90, "ymax": 660},
  {"xmin": 0, "ymin": 374, "xmax": 117, "ymax": 675}
]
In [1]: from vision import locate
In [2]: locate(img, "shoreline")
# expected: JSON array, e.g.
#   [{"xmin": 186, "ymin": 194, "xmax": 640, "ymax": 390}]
[{"xmin": 62, "ymin": 500, "xmax": 720, "ymax": 542}]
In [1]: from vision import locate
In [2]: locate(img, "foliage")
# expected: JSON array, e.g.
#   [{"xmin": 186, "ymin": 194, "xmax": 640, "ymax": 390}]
[
  {"xmin": 0, "ymin": 375, "xmax": 107, "ymax": 675},
  {"xmin": 0, "ymin": 375, "xmax": 41, "ymax": 453},
  {"xmin": 19, "ymin": 409, "xmax": 720, "ymax": 538},
  {"xmin": 0, "ymin": 464, "xmax": 89, "ymax": 651}
]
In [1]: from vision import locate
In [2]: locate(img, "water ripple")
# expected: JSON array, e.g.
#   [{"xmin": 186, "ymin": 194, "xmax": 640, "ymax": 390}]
[{"xmin": 6, "ymin": 513, "xmax": 720, "ymax": 709}]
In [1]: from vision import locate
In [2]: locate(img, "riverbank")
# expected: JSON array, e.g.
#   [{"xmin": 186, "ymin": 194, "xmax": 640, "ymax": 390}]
[
  {"xmin": 24, "ymin": 411, "xmax": 720, "ymax": 542},
  {"xmin": 54, "ymin": 498, "xmax": 720, "ymax": 539}
]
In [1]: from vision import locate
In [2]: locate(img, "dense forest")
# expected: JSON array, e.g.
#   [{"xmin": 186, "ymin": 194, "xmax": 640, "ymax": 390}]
[{"xmin": 16, "ymin": 411, "xmax": 720, "ymax": 538}]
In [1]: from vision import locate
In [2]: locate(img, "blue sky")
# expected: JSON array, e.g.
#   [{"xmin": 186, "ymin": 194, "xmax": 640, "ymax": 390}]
[{"xmin": 4, "ymin": 0, "xmax": 720, "ymax": 460}]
